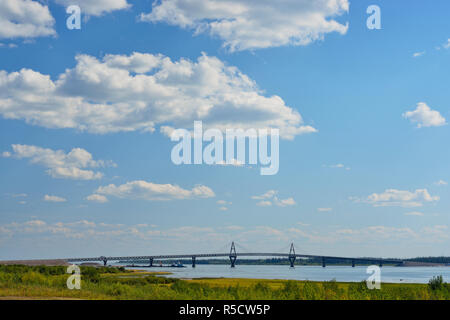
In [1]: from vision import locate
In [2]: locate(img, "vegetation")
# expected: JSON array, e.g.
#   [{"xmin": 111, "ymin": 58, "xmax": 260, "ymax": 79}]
[
  {"xmin": 408, "ymin": 257, "xmax": 450, "ymax": 264},
  {"xmin": 0, "ymin": 265, "xmax": 448, "ymax": 300}
]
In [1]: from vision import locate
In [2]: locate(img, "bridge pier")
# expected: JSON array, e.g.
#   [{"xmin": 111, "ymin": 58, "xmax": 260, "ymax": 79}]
[
  {"xmin": 149, "ymin": 258, "xmax": 153, "ymax": 267},
  {"xmin": 229, "ymin": 255, "xmax": 237, "ymax": 268},
  {"xmin": 101, "ymin": 257, "xmax": 107, "ymax": 266},
  {"xmin": 288, "ymin": 243, "xmax": 296, "ymax": 268},
  {"xmin": 192, "ymin": 256, "xmax": 196, "ymax": 268},
  {"xmin": 379, "ymin": 261, "xmax": 383, "ymax": 268},
  {"xmin": 322, "ymin": 257, "xmax": 326, "ymax": 268},
  {"xmin": 289, "ymin": 256, "xmax": 296, "ymax": 268},
  {"xmin": 229, "ymin": 242, "xmax": 237, "ymax": 268},
  {"xmin": 352, "ymin": 260, "xmax": 355, "ymax": 268}
]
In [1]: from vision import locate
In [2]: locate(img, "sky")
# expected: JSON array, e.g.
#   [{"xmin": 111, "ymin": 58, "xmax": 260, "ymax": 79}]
[{"xmin": 0, "ymin": 0, "xmax": 449, "ymax": 260}]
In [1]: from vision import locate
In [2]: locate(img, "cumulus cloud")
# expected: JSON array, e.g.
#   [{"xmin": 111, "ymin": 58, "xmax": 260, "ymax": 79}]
[
  {"xmin": 0, "ymin": 0, "xmax": 55, "ymax": 39},
  {"xmin": 44, "ymin": 194, "xmax": 66, "ymax": 202},
  {"xmin": 54, "ymin": 0, "xmax": 131, "ymax": 16},
  {"xmin": 3, "ymin": 144, "xmax": 114, "ymax": 180},
  {"xmin": 0, "ymin": 52, "xmax": 316, "ymax": 140},
  {"xmin": 92, "ymin": 180, "xmax": 215, "ymax": 201},
  {"xmin": 86, "ymin": 194, "xmax": 108, "ymax": 203},
  {"xmin": 140, "ymin": 0, "xmax": 349, "ymax": 52},
  {"xmin": 252, "ymin": 190, "xmax": 295, "ymax": 207},
  {"xmin": 403, "ymin": 102, "xmax": 446, "ymax": 128},
  {"xmin": 357, "ymin": 188, "xmax": 439, "ymax": 208},
  {"xmin": 317, "ymin": 207, "xmax": 332, "ymax": 212}
]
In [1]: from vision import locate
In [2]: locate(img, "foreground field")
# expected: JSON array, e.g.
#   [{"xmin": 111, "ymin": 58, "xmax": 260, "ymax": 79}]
[{"xmin": 0, "ymin": 265, "xmax": 448, "ymax": 300}]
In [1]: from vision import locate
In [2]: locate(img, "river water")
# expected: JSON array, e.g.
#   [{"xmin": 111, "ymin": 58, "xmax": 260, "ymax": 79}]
[{"xmin": 126, "ymin": 264, "xmax": 450, "ymax": 284}]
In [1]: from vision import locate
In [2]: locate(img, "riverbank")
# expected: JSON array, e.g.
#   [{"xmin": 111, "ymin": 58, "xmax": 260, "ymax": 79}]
[{"xmin": 0, "ymin": 265, "xmax": 449, "ymax": 300}]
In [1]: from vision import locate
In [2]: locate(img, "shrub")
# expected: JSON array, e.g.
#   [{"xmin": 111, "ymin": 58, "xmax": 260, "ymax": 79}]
[{"xmin": 428, "ymin": 275, "xmax": 444, "ymax": 291}]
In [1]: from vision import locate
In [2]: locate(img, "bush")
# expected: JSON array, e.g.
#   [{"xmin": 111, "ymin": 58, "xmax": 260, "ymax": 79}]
[
  {"xmin": 20, "ymin": 271, "xmax": 48, "ymax": 285},
  {"xmin": 428, "ymin": 275, "xmax": 444, "ymax": 291}
]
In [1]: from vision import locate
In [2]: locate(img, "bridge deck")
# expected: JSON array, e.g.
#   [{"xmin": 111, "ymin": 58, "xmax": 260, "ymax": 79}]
[{"xmin": 67, "ymin": 253, "xmax": 402, "ymax": 264}]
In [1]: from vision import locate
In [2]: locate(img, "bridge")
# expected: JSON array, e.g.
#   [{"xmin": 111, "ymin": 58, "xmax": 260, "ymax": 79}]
[{"xmin": 67, "ymin": 242, "xmax": 404, "ymax": 268}]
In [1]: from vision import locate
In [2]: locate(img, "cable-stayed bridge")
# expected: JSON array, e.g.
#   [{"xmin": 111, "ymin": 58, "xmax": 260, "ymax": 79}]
[{"xmin": 67, "ymin": 242, "xmax": 404, "ymax": 268}]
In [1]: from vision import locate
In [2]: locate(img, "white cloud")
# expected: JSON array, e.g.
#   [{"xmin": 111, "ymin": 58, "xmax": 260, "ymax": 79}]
[
  {"xmin": 4, "ymin": 144, "xmax": 114, "ymax": 180},
  {"xmin": 252, "ymin": 190, "xmax": 295, "ymax": 207},
  {"xmin": 323, "ymin": 163, "xmax": 350, "ymax": 170},
  {"xmin": 2, "ymin": 151, "xmax": 11, "ymax": 157},
  {"xmin": 1, "ymin": 219, "xmax": 448, "ymax": 255},
  {"xmin": 361, "ymin": 188, "xmax": 439, "ymax": 207},
  {"xmin": 24, "ymin": 219, "xmax": 46, "ymax": 227},
  {"xmin": 421, "ymin": 225, "xmax": 448, "ymax": 239},
  {"xmin": 256, "ymin": 200, "xmax": 272, "ymax": 207},
  {"xmin": 219, "ymin": 206, "xmax": 228, "ymax": 211},
  {"xmin": 44, "ymin": 194, "xmax": 66, "ymax": 202},
  {"xmin": 0, "ymin": 42, "xmax": 17, "ymax": 48},
  {"xmin": 335, "ymin": 225, "xmax": 418, "ymax": 242},
  {"xmin": 5, "ymin": 193, "xmax": 27, "ymax": 198},
  {"xmin": 0, "ymin": 52, "xmax": 316, "ymax": 140},
  {"xmin": 405, "ymin": 211, "xmax": 424, "ymax": 216},
  {"xmin": 54, "ymin": 0, "xmax": 131, "ymax": 16},
  {"xmin": 443, "ymin": 39, "xmax": 450, "ymax": 49},
  {"xmin": 0, "ymin": 0, "xmax": 55, "ymax": 39},
  {"xmin": 412, "ymin": 51, "xmax": 425, "ymax": 58},
  {"xmin": 435, "ymin": 180, "xmax": 448, "ymax": 186},
  {"xmin": 403, "ymin": 102, "xmax": 446, "ymax": 128},
  {"xmin": 216, "ymin": 159, "xmax": 244, "ymax": 167},
  {"xmin": 252, "ymin": 190, "xmax": 278, "ymax": 200},
  {"xmin": 86, "ymin": 194, "xmax": 108, "ymax": 203},
  {"xmin": 317, "ymin": 207, "xmax": 332, "ymax": 212},
  {"xmin": 93, "ymin": 180, "xmax": 215, "ymax": 201},
  {"xmin": 274, "ymin": 197, "xmax": 296, "ymax": 207},
  {"xmin": 140, "ymin": 0, "xmax": 349, "ymax": 52},
  {"xmin": 217, "ymin": 200, "xmax": 231, "ymax": 205}
]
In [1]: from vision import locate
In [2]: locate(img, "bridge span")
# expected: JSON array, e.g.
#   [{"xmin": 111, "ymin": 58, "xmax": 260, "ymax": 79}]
[{"xmin": 67, "ymin": 242, "xmax": 404, "ymax": 268}]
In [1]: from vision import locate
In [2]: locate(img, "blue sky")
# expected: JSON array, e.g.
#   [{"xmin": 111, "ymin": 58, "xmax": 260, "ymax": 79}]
[{"xmin": 0, "ymin": 0, "xmax": 449, "ymax": 259}]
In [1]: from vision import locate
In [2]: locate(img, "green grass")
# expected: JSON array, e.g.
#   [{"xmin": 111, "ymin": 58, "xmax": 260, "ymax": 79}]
[{"xmin": 0, "ymin": 265, "xmax": 448, "ymax": 300}]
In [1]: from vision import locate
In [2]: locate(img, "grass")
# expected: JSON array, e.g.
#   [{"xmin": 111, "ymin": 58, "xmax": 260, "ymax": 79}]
[{"xmin": 0, "ymin": 265, "xmax": 448, "ymax": 300}]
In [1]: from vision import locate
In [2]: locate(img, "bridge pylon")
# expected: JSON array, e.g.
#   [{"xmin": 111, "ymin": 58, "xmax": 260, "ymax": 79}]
[
  {"xmin": 288, "ymin": 243, "xmax": 296, "ymax": 268},
  {"xmin": 149, "ymin": 258, "xmax": 153, "ymax": 267},
  {"xmin": 192, "ymin": 256, "xmax": 196, "ymax": 268},
  {"xmin": 229, "ymin": 242, "xmax": 237, "ymax": 268}
]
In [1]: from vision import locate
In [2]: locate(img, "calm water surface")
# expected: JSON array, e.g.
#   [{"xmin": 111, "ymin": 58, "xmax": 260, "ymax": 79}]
[{"xmin": 126, "ymin": 264, "xmax": 450, "ymax": 284}]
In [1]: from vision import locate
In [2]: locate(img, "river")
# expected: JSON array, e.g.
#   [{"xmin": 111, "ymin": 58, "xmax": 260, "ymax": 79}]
[{"xmin": 126, "ymin": 264, "xmax": 450, "ymax": 284}]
